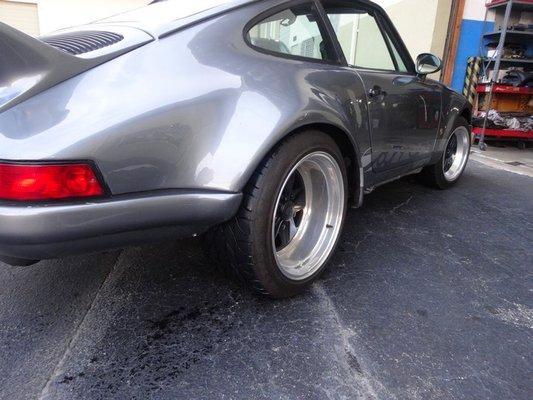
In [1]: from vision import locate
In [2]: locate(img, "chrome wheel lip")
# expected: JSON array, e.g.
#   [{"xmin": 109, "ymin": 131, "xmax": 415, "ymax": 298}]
[
  {"xmin": 443, "ymin": 126, "xmax": 470, "ymax": 182},
  {"xmin": 271, "ymin": 151, "xmax": 345, "ymax": 281}
]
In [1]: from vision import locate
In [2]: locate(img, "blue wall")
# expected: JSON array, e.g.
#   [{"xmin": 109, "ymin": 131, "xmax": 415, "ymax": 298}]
[{"xmin": 450, "ymin": 19, "xmax": 494, "ymax": 93}]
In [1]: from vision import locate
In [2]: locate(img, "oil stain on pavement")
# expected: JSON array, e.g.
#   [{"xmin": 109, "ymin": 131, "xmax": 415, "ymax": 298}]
[{"xmin": 0, "ymin": 161, "xmax": 531, "ymax": 400}]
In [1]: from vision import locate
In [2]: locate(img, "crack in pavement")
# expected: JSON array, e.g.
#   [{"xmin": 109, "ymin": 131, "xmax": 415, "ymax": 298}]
[
  {"xmin": 390, "ymin": 196, "xmax": 413, "ymax": 214},
  {"xmin": 37, "ymin": 250, "xmax": 124, "ymax": 400},
  {"xmin": 312, "ymin": 282, "xmax": 395, "ymax": 400},
  {"xmin": 492, "ymin": 302, "xmax": 533, "ymax": 330}
]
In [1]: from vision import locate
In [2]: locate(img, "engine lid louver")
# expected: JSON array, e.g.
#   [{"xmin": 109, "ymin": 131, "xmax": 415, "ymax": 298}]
[{"xmin": 41, "ymin": 31, "xmax": 124, "ymax": 56}]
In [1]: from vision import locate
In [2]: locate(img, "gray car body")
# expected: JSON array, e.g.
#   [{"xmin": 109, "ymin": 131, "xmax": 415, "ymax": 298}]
[{"xmin": 0, "ymin": 0, "xmax": 470, "ymax": 265}]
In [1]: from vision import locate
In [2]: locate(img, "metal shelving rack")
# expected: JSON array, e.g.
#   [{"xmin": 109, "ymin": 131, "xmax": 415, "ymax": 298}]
[{"xmin": 476, "ymin": 0, "xmax": 533, "ymax": 150}]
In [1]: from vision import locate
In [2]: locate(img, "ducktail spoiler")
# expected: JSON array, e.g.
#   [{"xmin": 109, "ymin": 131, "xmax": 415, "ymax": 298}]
[{"xmin": 0, "ymin": 22, "xmax": 153, "ymax": 113}]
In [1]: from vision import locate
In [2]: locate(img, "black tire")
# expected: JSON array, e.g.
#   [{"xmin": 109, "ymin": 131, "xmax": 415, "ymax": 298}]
[
  {"xmin": 203, "ymin": 130, "xmax": 348, "ymax": 298},
  {"xmin": 419, "ymin": 117, "xmax": 471, "ymax": 189}
]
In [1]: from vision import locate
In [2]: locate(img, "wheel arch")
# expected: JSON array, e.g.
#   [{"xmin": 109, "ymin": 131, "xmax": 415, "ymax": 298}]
[
  {"xmin": 430, "ymin": 90, "xmax": 473, "ymax": 164},
  {"xmin": 259, "ymin": 122, "xmax": 364, "ymax": 208},
  {"xmin": 459, "ymin": 106, "xmax": 472, "ymax": 125}
]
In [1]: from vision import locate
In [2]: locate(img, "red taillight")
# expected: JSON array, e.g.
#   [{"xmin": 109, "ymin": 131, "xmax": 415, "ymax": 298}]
[{"xmin": 0, "ymin": 163, "xmax": 104, "ymax": 201}]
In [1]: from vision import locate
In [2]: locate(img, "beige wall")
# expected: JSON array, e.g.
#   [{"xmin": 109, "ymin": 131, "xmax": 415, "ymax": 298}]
[
  {"xmin": 430, "ymin": 0, "xmax": 453, "ymax": 58},
  {"xmin": 375, "ymin": 0, "xmax": 452, "ymax": 79},
  {"xmin": 0, "ymin": 0, "xmax": 40, "ymax": 36},
  {"xmin": 378, "ymin": 0, "xmax": 452, "ymax": 61},
  {"xmin": 37, "ymin": 0, "xmax": 146, "ymax": 34}
]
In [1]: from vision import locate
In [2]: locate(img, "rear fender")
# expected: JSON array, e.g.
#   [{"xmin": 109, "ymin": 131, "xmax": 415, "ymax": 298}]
[{"xmin": 430, "ymin": 88, "xmax": 471, "ymax": 164}]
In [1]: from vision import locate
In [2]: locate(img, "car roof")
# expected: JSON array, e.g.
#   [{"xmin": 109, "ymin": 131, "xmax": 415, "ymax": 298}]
[{"xmin": 96, "ymin": 0, "xmax": 256, "ymax": 37}]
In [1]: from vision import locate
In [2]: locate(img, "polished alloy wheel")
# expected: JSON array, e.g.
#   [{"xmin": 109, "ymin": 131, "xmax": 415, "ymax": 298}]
[
  {"xmin": 272, "ymin": 151, "xmax": 344, "ymax": 281},
  {"xmin": 443, "ymin": 126, "xmax": 469, "ymax": 182}
]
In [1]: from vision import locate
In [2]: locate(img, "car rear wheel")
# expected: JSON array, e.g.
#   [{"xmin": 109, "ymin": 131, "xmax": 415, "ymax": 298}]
[
  {"xmin": 203, "ymin": 131, "xmax": 347, "ymax": 298},
  {"xmin": 419, "ymin": 117, "xmax": 471, "ymax": 189}
]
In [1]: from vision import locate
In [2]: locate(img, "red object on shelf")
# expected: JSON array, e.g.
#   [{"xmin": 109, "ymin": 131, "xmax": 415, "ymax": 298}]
[
  {"xmin": 476, "ymin": 84, "xmax": 533, "ymax": 95},
  {"xmin": 473, "ymin": 127, "xmax": 533, "ymax": 139},
  {"xmin": 485, "ymin": 0, "xmax": 533, "ymax": 8}
]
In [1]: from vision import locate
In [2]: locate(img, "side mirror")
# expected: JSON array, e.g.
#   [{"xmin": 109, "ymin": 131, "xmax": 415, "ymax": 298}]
[{"xmin": 416, "ymin": 53, "xmax": 442, "ymax": 77}]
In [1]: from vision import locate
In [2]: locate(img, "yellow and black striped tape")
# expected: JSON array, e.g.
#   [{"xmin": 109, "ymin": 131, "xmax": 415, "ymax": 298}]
[{"xmin": 463, "ymin": 57, "xmax": 481, "ymax": 105}]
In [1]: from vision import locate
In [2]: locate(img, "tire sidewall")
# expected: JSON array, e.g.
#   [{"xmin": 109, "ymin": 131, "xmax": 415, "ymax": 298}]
[{"xmin": 250, "ymin": 131, "xmax": 348, "ymax": 294}]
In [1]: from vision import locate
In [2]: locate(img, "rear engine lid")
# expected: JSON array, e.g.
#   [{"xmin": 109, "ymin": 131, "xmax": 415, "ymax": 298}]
[
  {"xmin": 40, "ymin": 25, "xmax": 153, "ymax": 59},
  {"xmin": 0, "ymin": 23, "xmax": 153, "ymax": 113}
]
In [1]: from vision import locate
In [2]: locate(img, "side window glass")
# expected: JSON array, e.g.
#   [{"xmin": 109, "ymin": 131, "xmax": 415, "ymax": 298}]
[
  {"xmin": 326, "ymin": 9, "xmax": 395, "ymax": 71},
  {"xmin": 248, "ymin": 5, "xmax": 331, "ymax": 61},
  {"xmin": 384, "ymin": 30, "xmax": 408, "ymax": 73}
]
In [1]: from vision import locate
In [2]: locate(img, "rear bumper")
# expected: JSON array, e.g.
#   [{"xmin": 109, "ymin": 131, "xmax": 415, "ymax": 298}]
[{"xmin": 0, "ymin": 190, "xmax": 242, "ymax": 265}]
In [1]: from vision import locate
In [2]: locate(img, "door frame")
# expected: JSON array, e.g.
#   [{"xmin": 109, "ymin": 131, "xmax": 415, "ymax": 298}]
[
  {"xmin": 312, "ymin": 0, "xmax": 416, "ymax": 74},
  {"xmin": 313, "ymin": 0, "xmax": 442, "ymax": 186}
]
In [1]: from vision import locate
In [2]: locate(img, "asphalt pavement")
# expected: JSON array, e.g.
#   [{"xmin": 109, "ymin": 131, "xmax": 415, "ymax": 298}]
[{"xmin": 0, "ymin": 160, "xmax": 531, "ymax": 400}]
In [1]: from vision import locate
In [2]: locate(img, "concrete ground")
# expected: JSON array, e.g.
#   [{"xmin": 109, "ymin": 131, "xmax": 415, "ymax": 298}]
[
  {"xmin": 0, "ymin": 160, "xmax": 531, "ymax": 400},
  {"xmin": 471, "ymin": 142, "xmax": 533, "ymax": 177}
]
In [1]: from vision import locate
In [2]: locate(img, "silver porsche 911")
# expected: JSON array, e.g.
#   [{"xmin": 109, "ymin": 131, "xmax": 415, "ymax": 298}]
[{"xmin": 0, "ymin": 0, "xmax": 471, "ymax": 297}]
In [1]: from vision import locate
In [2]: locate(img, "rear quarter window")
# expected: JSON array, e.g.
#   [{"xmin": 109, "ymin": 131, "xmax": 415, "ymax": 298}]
[{"xmin": 247, "ymin": 4, "xmax": 332, "ymax": 62}]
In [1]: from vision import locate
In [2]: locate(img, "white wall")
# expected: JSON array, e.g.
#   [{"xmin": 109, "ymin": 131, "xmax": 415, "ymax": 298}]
[
  {"xmin": 463, "ymin": 0, "xmax": 491, "ymax": 21},
  {"xmin": 36, "ymin": 0, "xmax": 147, "ymax": 34},
  {"xmin": 375, "ymin": 0, "xmax": 452, "ymax": 61},
  {"xmin": 380, "ymin": 0, "xmax": 439, "ymax": 59},
  {"xmin": 0, "ymin": 0, "xmax": 40, "ymax": 36},
  {"xmin": 372, "ymin": 0, "xmax": 455, "ymax": 80}
]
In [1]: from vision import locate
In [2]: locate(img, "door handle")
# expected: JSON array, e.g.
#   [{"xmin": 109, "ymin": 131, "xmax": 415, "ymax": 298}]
[{"xmin": 368, "ymin": 85, "xmax": 385, "ymax": 98}]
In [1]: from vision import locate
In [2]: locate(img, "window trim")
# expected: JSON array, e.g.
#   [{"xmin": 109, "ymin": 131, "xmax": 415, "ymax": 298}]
[
  {"xmin": 317, "ymin": 0, "xmax": 416, "ymax": 75},
  {"xmin": 373, "ymin": 9, "xmax": 415, "ymax": 73},
  {"xmin": 243, "ymin": 0, "xmax": 344, "ymax": 66},
  {"xmin": 382, "ymin": 27, "xmax": 409, "ymax": 73},
  {"xmin": 376, "ymin": 14, "xmax": 401, "ymax": 71}
]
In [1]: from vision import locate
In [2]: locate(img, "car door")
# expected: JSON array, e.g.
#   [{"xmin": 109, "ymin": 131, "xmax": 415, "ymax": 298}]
[{"xmin": 320, "ymin": 0, "xmax": 442, "ymax": 173}]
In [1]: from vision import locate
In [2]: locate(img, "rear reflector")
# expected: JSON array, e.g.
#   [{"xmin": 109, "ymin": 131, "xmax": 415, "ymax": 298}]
[{"xmin": 0, "ymin": 163, "xmax": 104, "ymax": 201}]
